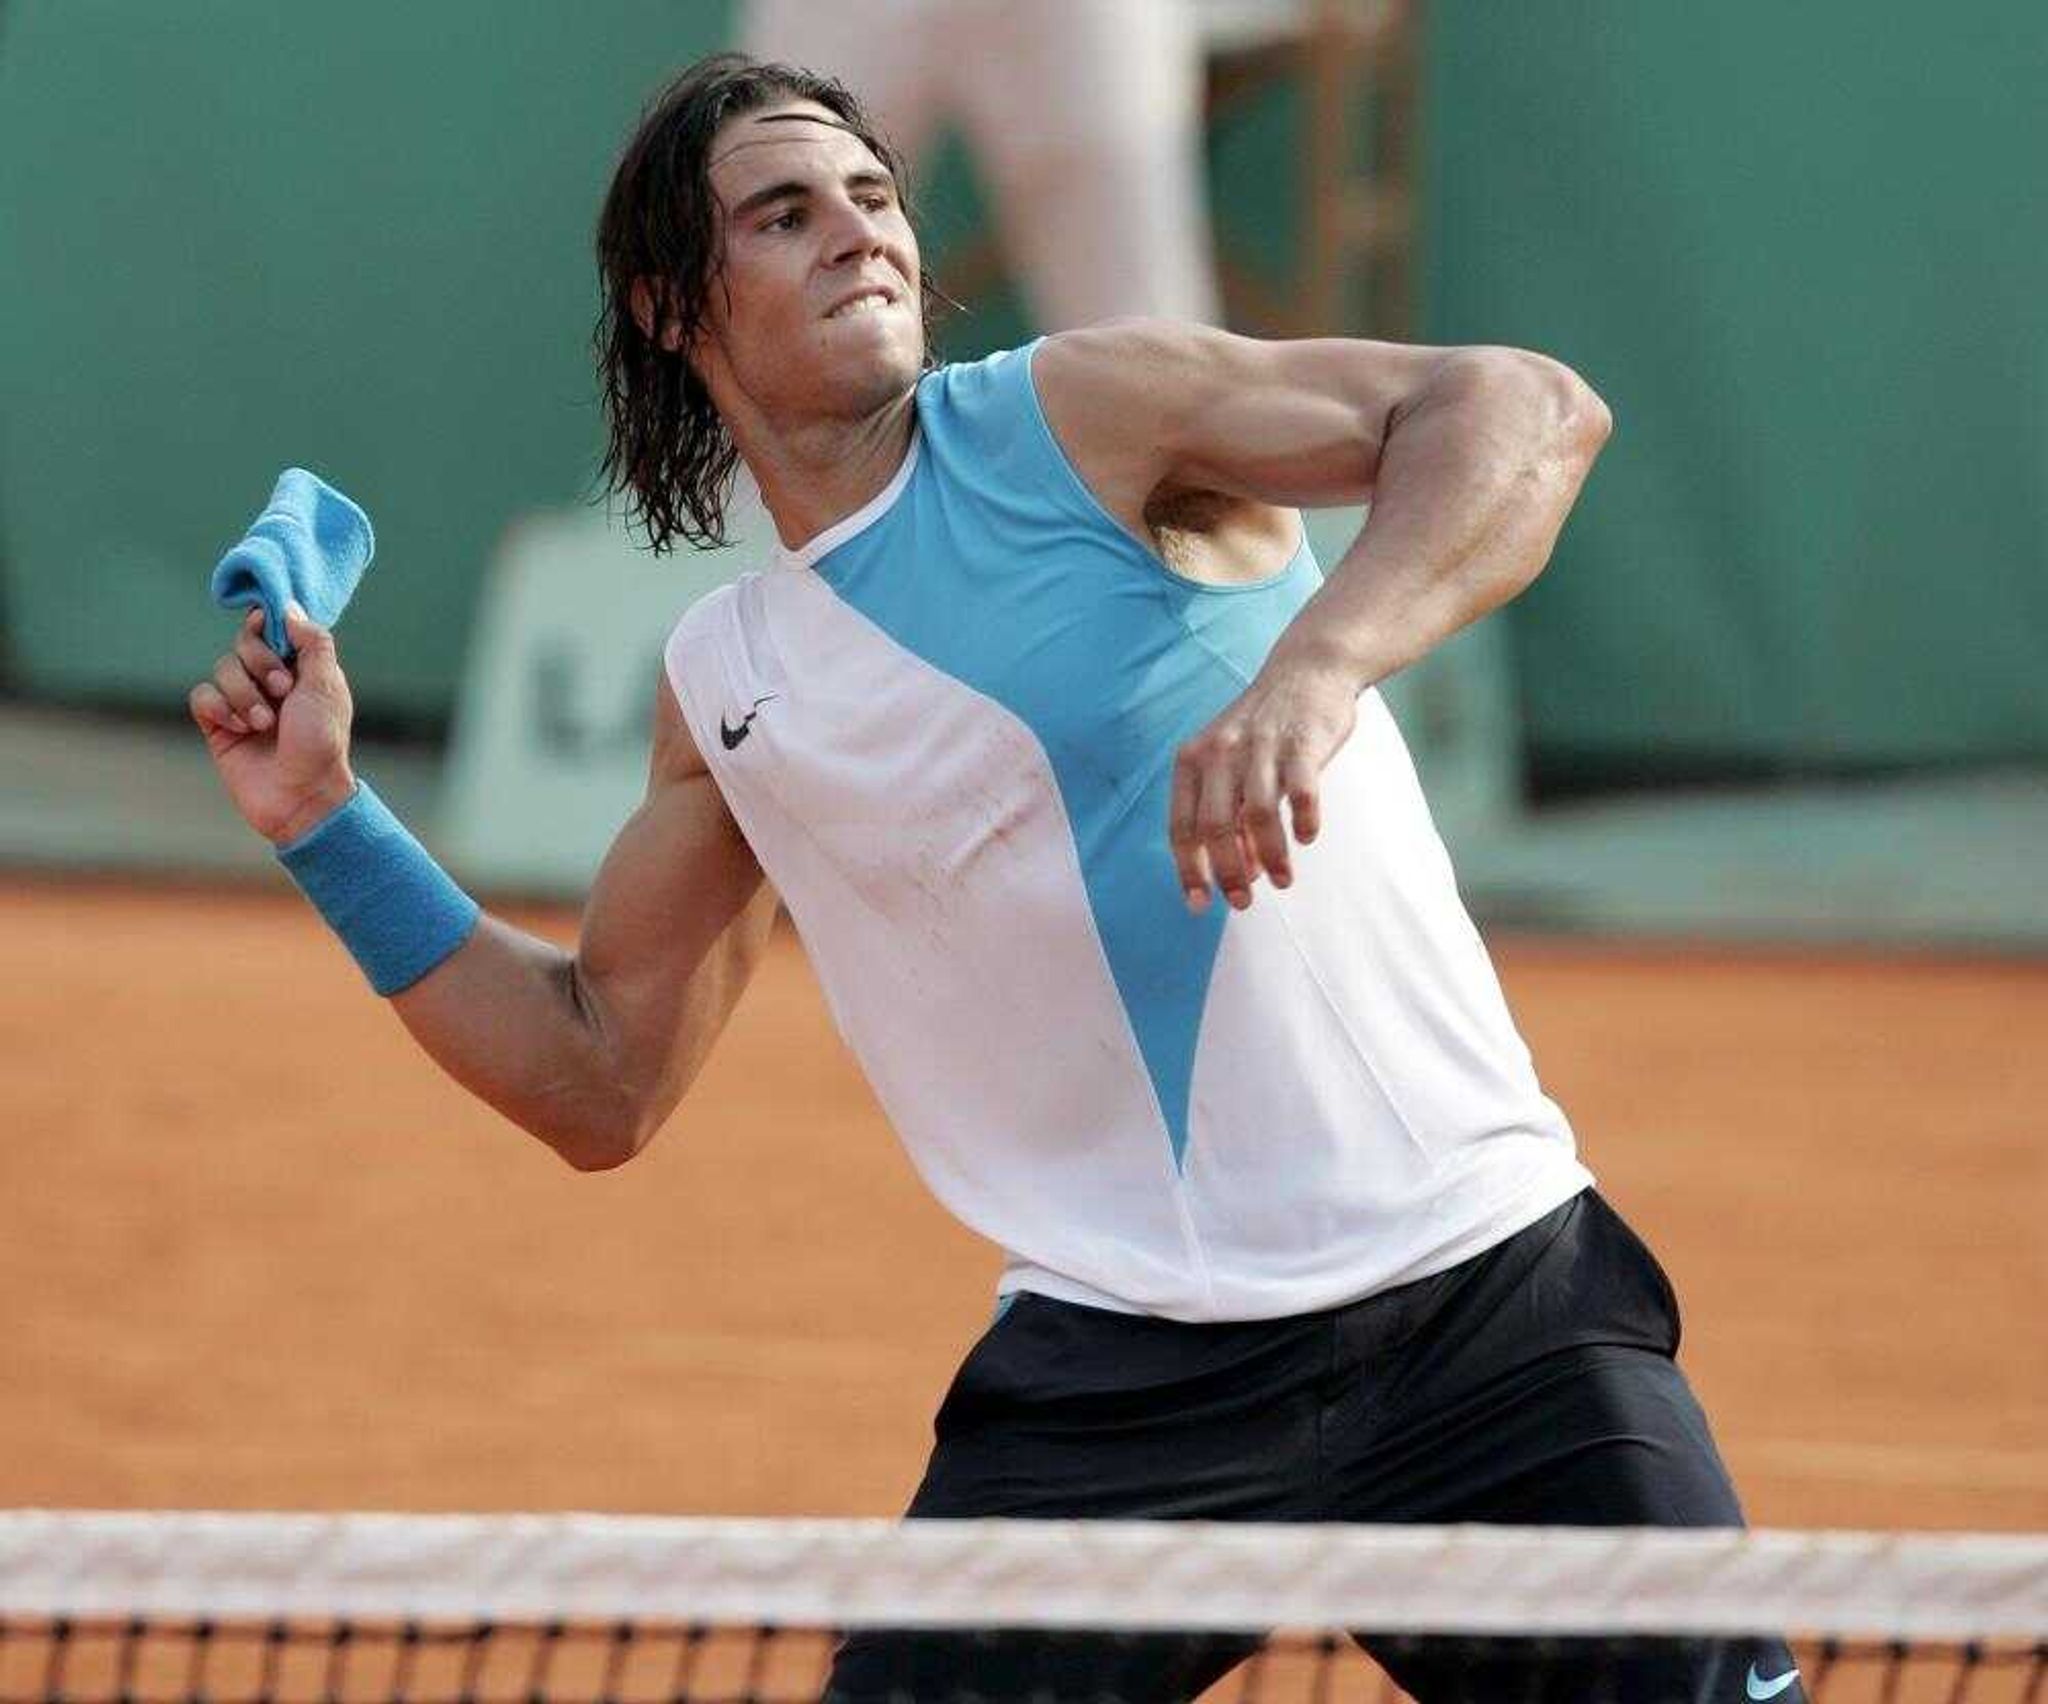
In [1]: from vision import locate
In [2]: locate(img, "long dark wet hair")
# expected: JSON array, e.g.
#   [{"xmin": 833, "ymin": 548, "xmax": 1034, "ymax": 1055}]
[{"xmin": 592, "ymin": 53, "xmax": 940, "ymax": 554}]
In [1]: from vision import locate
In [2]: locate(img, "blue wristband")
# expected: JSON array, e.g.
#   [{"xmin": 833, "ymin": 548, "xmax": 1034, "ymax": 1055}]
[{"xmin": 275, "ymin": 781, "xmax": 481, "ymax": 996}]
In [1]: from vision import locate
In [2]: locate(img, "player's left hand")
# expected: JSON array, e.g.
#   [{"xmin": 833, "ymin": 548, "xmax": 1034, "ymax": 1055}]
[{"xmin": 1167, "ymin": 654, "xmax": 1358, "ymax": 913}]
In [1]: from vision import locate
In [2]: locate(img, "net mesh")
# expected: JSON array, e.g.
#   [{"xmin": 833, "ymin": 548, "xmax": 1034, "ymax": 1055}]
[{"xmin": 3, "ymin": 1515, "xmax": 2042, "ymax": 1704}]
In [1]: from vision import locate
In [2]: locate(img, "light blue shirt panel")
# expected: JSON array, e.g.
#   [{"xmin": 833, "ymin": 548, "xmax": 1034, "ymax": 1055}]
[{"xmin": 813, "ymin": 342, "xmax": 1322, "ymax": 1167}]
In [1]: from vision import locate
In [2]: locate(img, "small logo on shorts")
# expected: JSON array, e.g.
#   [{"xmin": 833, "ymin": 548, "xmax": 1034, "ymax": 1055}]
[
  {"xmin": 719, "ymin": 694, "xmax": 777, "ymax": 750},
  {"xmin": 1746, "ymin": 1664, "xmax": 1800, "ymax": 1700}
]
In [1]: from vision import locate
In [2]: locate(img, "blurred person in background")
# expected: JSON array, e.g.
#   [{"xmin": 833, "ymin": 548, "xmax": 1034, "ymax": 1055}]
[
  {"xmin": 745, "ymin": 0, "xmax": 1220, "ymax": 327},
  {"xmin": 188, "ymin": 53, "xmax": 1805, "ymax": 1704}
]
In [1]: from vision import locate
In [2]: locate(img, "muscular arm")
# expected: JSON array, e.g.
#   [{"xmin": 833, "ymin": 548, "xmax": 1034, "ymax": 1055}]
[
  {"xmin": 190, "ymin": 605, "xmax": 775, "ymax": 1172},
  {"xmin": 1033, "ymin": 321, "xmax": 1612, "ymax": 907},
  {"xmin": 1037, "ymin": 320, "xmax": 1611, "ymax": 690},
  {"xmin": 390, "ymin": 677, "xmax": 777, "ymax": 1170}
]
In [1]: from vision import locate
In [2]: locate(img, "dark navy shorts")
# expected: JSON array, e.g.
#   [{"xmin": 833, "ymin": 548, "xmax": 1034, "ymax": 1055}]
[{"xmin": 829, "ymin": 1189, "xmax": 1801, "ymax": 1703}]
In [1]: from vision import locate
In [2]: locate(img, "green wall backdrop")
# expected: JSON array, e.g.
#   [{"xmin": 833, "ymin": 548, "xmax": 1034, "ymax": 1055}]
[
  {"xmin": 1, "ymin": 1, "xmax": 737, "ymax": 717},
  {"xmin": 4, "ymin": 2, "xmax": 2044, "ymax": 772},
  {"xmin": 1426, "ymin": 4, "xmax": 2048, "ymax": 773}
]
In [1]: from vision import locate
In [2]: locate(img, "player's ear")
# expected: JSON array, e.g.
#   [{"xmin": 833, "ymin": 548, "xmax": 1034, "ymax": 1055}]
[{"xmin": 630, "ymin": 278, "xmax": 685, "ymax": 353}]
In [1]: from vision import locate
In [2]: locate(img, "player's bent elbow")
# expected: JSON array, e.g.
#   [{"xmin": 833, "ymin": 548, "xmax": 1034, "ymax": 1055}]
[
  {"xmin": 556, "ymin": 1131, "xmax": 638, "ymax": 1173},
  {"xmin": 532, "ymin": 1118, "xmax": 632, "ymax": 1173},
  {"xmin": 1562, "ymin": 371, "xmax": 1613, "ymax": 454},
  {"xmin": 533, "ymin": 1093, "xmax": 652, "ymax": 1173},
  {"xmin": 1449, "ymin": 347, "xmax": 1611, "ymax": 460},
  {"xmin": 1515, "ymin": 349, "xmax": 1612, "ymax": 456},
  {"xmin": 550, "ymin": 1078, "xmax": 690, "ymax": 1172}
]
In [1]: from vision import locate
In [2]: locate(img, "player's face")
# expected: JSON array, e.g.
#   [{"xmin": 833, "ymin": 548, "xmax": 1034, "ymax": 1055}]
[{"xmin": 694, "ymin": 99, "xmax": 923, "ymax": 422}]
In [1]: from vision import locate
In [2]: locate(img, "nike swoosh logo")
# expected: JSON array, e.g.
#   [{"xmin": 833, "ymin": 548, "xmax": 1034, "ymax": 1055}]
[
  {"xmin": 1746, "ymin": 1665, "xmax": 1800, "ymax": 1700},
  {"xmin": 718, "ymin": 694, "xmax": 777, "ymax": 751}
]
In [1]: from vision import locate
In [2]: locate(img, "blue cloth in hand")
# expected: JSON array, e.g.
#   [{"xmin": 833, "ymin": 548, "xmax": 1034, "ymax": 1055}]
[{"xmin": 209, "ymin": 468, "xmax": 375, "ymax": 659}]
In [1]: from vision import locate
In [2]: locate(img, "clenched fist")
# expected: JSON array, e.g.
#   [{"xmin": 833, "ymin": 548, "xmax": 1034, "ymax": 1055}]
[{"xmin": 188, "ymin": 604, "xmax": 357, "ymax": 845}]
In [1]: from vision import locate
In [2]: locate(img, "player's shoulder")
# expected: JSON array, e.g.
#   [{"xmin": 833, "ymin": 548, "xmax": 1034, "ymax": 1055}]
[
  {"xmin": 664, "ymin": 573, "xmax": 743, "ymax": 653},
  {"xmin": 906, "ymin": 342, "xmax": 1061, "ymax": 482},
  {"xmin": 915, "ymin": 325, "xmax": 1225, "ymax": 444},
  {"xmin": 1030, "ymin": 319, "xmax": 1255, "ymax": 446},
  {"xmin": 661, "ymin": 569, "xmax": 788, "ymax": 692},
  {"xmin": 1035, "ymin": 317, "xmax": 1242, "ymax": 389},
  {"xmin": 913, "ymin": 340, "xmax": 1041, "ymax": 419},
  {"xmin": 919, "ymin": 321, "xmax": 1227, "ymax": 406}
]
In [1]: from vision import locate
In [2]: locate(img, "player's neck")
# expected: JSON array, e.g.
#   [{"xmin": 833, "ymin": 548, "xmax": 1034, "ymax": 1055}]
[{"xmin": 740, "ymin": 395, "xmax": 918, "ymax": 556}]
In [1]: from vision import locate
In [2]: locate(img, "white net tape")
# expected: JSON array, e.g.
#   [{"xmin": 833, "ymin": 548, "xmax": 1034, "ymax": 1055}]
[{"xmin": 1, "ymin": 1515, "xmax": 2043, "ymax": 1640}]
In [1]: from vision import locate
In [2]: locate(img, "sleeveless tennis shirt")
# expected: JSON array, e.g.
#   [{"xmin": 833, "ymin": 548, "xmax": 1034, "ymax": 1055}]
[{"xmin": 664, "ymin": 340, "xmax": 1592, "ymax": 1322}]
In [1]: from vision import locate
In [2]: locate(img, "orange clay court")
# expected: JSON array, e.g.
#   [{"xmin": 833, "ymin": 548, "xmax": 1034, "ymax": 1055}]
[{"xmin": 2, "ymin": 880, "xmax": 2041, "ymax": 1529}]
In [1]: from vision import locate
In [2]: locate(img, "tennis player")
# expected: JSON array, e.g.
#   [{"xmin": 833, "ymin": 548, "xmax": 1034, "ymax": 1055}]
[{"xmin": 190, "ymin": 53, "xmax": 1801, "ymax": 1704}]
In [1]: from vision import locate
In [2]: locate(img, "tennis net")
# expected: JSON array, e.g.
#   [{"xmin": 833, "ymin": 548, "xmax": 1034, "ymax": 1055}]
[{"xmin": 3, "ymin": 1513, "xmax": 2043, "ymax": 1704}]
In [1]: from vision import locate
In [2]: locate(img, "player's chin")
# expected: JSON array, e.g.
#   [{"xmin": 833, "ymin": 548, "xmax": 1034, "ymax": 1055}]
[{"xmin": 819, "ymin": 328, "xmax": 923, "ymax": 402}]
